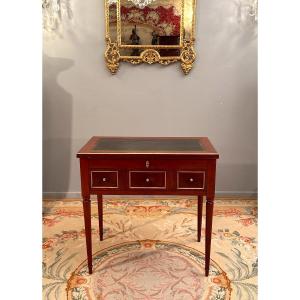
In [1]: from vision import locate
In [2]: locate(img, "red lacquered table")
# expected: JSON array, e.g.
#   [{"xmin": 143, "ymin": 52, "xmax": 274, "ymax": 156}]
[{"xmin": 77, "ymin": 137, "xmax": 219, "ymax": 276}]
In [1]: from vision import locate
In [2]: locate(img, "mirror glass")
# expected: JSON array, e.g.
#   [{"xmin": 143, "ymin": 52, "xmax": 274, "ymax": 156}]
[
  {"xmin": 119, "ymin": 0, "xmax": 182, "ymax": 46},
  {"xmin": 108, "ymin": 1, "xmax": 118, "ymax": 42}
]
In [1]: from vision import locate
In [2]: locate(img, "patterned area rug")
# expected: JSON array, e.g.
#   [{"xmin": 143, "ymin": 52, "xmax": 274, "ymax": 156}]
[{"xmin": 43, "ymin": 196, "xmax": 257, "ymax": 300}]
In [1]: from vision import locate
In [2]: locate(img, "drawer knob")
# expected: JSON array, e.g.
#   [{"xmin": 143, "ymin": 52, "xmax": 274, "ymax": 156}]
[
  {"xmin": 189, "ymin": 178, "xmax": 194, "ymax": 182},
  {"xmin": 146, "ymin": 160, "xmax": 150, "ymax": 168},
  {"xmin": 102, "ymin": 177, "xmax": 107, "ymax": 182},
  {"xmin": 146, "ymin": 178, "xmax": 150, "ymax": 182}
]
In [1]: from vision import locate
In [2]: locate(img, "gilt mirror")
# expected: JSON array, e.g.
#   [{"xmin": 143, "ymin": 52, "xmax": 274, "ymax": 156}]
[{"xmin": 105, "ymin": 0, "xmax": 197, "ymax": 74}]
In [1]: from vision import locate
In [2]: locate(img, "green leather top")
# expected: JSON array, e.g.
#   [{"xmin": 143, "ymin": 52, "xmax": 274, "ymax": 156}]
[{"xmin": 93, "ymin": 138, "xmax": 203, "ymax": 152}]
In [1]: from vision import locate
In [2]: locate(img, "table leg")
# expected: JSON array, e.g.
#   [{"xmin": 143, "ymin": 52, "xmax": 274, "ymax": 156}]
[
  {"xmin": 83, "ymin": 196, "xmax": 93, "ymax": 274},
  {"xmin": 205, "ymin": 198, "xmax": 214, "ymax": 277},
  {"xmin": 198, "ymin": 195, "xmax": 203, "ymax": 242},
  {"xmin": 97, "ymin": 194, "xmax": 103, "ymax": 241}
]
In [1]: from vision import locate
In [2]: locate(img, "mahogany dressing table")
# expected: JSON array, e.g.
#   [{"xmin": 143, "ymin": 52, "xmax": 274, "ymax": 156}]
[{"xmin": 77, "ymin": 137, "xmax": 219, "ymax": 276}]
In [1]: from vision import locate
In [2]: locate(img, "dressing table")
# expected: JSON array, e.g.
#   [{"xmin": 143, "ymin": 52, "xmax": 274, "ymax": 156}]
[{"xmin": 77, "ymin": 137, "xmax": 219, "ymax": 276}]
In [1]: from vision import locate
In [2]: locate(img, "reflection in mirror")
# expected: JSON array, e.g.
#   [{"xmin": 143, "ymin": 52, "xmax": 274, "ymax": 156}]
[
  {"xmin": 119, "ymin": 0, "xmax": 182, "ymax": 46},
  {"xmin": 108, "ymin": 2, "xmax": 117, "ymax": 42},
  {"xmin": 119, "ymin": 47, "xmax": 144, "ymax": 56}
]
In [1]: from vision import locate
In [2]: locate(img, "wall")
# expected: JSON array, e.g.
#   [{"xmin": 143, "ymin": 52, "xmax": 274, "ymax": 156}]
[{"xmin": 43, "ymin": 0, "xmax": 257, "ymax": 197}]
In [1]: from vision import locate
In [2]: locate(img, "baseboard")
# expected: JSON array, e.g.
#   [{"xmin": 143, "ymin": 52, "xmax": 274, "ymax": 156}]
[
  {"xmin": 43, "ymin": 191, "xmax": 257, "ymax": 199},
  {"xmin": 43, "ymin": 192, "xmax": 83, "ymax": 199},
  {"xmin": 216, "ymin": 191, "xmax": 257, "ymax": 197}
]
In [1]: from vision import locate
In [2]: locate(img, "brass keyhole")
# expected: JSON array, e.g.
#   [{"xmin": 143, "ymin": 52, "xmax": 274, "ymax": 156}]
[{"xmin": 146, "ymin": 160, "xmax": 150, "ymax": 168}]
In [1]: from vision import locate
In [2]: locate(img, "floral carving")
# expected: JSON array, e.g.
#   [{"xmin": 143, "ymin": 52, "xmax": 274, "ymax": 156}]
[
  {"xmin": 141, "ymin": 49, "xmax": 160, "ymax": 64},
  {"xmin": 180, "ymin": 39, "xmax": 196, "ymax": 75},
  {"xmin": 159, "ymin": 59, "xmax": 178, "ymax": 65},
  {"xmin": 105, "ymin": 37, "xmax": 120, "ymax": 74},
  {"xmin": 123, "ymin": 58, "xmax": 142, "ymax": 65}
]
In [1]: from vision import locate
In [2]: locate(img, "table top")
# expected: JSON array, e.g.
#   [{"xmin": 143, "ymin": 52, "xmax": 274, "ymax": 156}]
[{"xmin": 77, "ymin": 137, "xmax": 219, "ymax": 158}]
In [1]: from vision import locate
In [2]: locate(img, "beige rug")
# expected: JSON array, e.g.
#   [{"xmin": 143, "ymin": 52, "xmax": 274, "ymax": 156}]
[{"xmin": 43, "ymin": 196, "xmax": 257, "ymax": 299}]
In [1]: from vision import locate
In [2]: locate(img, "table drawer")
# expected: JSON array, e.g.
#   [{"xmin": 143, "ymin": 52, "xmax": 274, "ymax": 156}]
[
  {"xmin": 177, "ymin": 171, "xmax": 205, "ymax": 189},
  {"xmin": 91, "ymin": 171, "xmax": 118, "ymax": 188},
  {"xmin": 129, "ymin": 171, "xmax": 166, "ymax": 189},
  {"xmin": 87, "ymin": 158, "xmax": 209, "ymax": 170}
]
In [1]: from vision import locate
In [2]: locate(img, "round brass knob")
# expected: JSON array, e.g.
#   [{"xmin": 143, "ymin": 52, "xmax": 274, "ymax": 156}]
[
  {"xmin": 146, "ymin": 178, "xmax": 150, "ymax": 182},
  {"xmin": 102, "ymin": 177, "xmax": 107, "ymax": 182},
  {"xmin": 189, "ymin": 178, "xmax": 194, "ymax": 182}
]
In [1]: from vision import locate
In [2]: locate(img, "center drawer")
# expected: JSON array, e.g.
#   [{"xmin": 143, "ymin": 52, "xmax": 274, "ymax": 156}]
[{"xmin": 129, "ymin": 171, "xmax": 166, "ymax": 189}]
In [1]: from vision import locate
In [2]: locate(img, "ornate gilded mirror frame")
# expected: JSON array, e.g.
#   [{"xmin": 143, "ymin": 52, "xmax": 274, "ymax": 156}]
[{"xmin": 104, "ymin": 0, "xmax": 197, "ymax": 74}]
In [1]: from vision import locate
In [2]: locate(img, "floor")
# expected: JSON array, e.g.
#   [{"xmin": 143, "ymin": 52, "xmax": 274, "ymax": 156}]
[{"xmin": 43, "ymin": 196, "xmax": 257, "ymax": 300}]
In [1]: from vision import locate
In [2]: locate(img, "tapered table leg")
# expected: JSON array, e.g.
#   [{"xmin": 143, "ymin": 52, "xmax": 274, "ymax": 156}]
[
  {"xmin": 97, "ymin": 194, "xmax": 103, "ymax": 241},
  {"xmin": 83, "ymin": 196, "xmax": 93, "ymax": 274},
  {"xmin": 198, "ymin": 195, "xmax": 203, "ymax": 242},
  {"xmin": 205, "ymin": 198, "xmax": 214, "ymax": 276}
]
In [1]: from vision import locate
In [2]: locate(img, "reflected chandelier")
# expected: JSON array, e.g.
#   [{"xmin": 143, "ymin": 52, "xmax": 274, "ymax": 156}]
[
  {"xmin": 109, "ymin": 0, "xmax": 157, "ymax": 9},
  {"xmin": 42, "ymin": 0, "xmax": 73, "ymax": 33}
]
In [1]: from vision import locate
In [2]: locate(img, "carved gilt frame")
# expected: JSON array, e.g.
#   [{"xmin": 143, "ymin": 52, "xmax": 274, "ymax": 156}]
[{"xmin": 104, "ymin": 0, "xmax": 197, "ymax": 74}]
